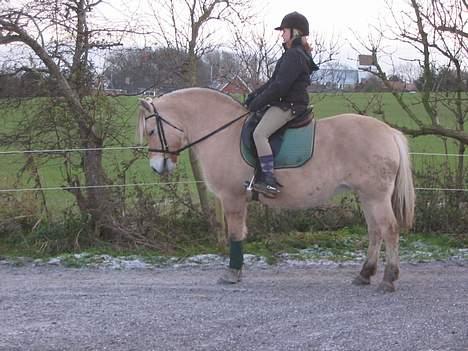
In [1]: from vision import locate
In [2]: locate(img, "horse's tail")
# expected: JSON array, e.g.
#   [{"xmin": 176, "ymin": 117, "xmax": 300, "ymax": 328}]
[{"xmin": 391, "ymin": 129, "xmax": 415, "ymax": 230}]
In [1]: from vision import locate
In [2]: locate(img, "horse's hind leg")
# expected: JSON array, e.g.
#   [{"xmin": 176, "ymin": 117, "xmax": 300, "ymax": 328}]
[
  {"xmin": 353, "ymin": 226, "xmax": 382, "ymax": 286},
  {"xmin": 354, "ymin": 198, "xmax": 400, "ymax": 292},
  {"xmin": 379, "ymin": 213, "xmax": 400, "ymax": 292}
]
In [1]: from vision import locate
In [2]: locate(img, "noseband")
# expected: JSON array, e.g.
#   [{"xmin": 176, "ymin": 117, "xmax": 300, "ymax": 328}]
[{"xmin": 145, "ymin": 102, "xmax": 250, "ymax": 156}]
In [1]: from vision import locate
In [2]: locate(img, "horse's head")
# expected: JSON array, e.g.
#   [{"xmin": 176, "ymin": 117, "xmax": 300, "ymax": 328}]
[{"xmin": 137, "ymin": 98, "xmax": 185, "ymax": 175}]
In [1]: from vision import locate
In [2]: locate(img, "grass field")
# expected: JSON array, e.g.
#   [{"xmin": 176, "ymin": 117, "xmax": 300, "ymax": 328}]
[{"xmin": 0, "ymin": 92, "xmax": 466, "ymax": 216}]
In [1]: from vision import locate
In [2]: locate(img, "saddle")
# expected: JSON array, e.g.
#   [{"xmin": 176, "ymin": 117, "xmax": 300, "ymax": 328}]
[{"xmin": 240, "ymin": 106, "xmax": 316, "ymax": 170}]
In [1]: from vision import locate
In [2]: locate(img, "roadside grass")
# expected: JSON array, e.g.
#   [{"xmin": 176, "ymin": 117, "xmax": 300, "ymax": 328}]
[{"xmin": 1, "ymin": 226, "xmax": 466, "ymax": 267}]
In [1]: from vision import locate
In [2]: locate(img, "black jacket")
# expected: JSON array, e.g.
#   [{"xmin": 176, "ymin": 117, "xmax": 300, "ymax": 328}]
[{"xmin": 247, "ymin": 38, "xmax": 319, "ymax": 114}]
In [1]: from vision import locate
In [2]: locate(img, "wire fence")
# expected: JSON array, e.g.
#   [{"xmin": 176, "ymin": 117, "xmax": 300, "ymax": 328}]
[
  {"xmin": 0, "ymin": 146, "xmax": 467, "ymax": 157},
  {"xmin": 0, "ymin": 146, "xmax": 146, "ymax": 155},
  {"xmin": 0, "ymin": 146, "xmax": 467, "ymax": 193},
  {"xmin": 0, "ymin": 182, "xmax": 466, "ymax": 194}
]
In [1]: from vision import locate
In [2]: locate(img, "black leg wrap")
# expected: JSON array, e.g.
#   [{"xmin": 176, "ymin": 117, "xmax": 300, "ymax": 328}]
[{"xmin": 229, "ymin": 239, "xmax": 243, "ymax": 270}]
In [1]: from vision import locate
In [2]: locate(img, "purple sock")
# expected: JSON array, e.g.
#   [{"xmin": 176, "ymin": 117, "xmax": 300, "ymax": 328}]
[{"xmin": 259, "ymin": 155, "xmax": 274, "ymax": 178}]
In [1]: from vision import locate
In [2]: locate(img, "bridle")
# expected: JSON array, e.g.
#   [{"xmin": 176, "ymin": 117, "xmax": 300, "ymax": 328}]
[
  {"xmin": 145, "ymin": 101, "xmax": 250, "ymax": 157},
  {"xmin": 145, "ymin": 102, "xmax": 184, "ymax": 156}
]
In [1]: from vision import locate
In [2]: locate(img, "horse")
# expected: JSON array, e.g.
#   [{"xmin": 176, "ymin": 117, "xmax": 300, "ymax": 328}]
[{"xmin": 137, "ymin": 87, "xmax": 415, "ymax": 292}]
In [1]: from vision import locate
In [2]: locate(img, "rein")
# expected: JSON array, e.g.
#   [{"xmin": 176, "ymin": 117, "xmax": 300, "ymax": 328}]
[{"xmin": 145, "ymin": 102, "xmax": 250, "ymax": 155}]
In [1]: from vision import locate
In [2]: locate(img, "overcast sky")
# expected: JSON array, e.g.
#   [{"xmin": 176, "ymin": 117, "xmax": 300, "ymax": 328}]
[
  {"xmin": 123, "ymin": 0, "xmax": 414, "ymax": 70},
  {"xmin": 263, "ymin": 0, "xmax": 391, "ymax": 37},
  {"xmin": 2, "ymin": 0, "xmax": 418, "ymax": 74},
  {"xmin": 258, "ymin": 0, "xmax": 415, "ymax": 68}
]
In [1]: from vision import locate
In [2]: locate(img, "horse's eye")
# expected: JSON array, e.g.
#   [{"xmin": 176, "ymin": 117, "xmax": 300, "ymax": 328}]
[{"xmin": 149, "ymin": 129, "xmax": 155, "ymax": 136}]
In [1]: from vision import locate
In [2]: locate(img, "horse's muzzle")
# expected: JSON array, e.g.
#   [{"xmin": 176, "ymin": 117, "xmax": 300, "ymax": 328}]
[{"xmin": 150, "ymin": 157, "xmax": 176, "ymax": 175}]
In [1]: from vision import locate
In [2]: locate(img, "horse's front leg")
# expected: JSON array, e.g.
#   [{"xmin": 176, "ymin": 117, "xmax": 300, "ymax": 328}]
[{"xmin": 217, "ymin": 196, "xmax": 248, "ymax": 284}]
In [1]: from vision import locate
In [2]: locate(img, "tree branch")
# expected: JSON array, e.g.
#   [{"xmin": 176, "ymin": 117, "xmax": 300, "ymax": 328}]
[
  {"xmin": 383, "ymin": 121, "xmax": 468, "ymax": 145},
  {"xmin": 0, "ymin": 16, "xmax": 91, "ymax": 125}
]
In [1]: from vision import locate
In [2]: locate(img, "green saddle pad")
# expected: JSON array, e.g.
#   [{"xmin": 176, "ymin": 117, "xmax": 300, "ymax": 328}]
[{"xmin": 240, "ymin": 119, "xmax": 316, "ymax": 169}]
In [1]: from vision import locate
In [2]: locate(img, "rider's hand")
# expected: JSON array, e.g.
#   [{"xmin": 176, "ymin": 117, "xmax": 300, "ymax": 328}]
[{"xmin": 244, "ymin": 92, "xmax": 255, "ymax": 107}]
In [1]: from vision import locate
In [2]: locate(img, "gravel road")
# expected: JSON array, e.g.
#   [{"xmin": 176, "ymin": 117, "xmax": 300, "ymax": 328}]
[{"xmin": 0, "ymin": 261, "xmax": 467, "ymax": 351}]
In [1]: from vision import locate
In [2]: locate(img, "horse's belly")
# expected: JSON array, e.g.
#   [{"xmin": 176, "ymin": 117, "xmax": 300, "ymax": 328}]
[{"xmin": 259, "ymin": 187, "xmax": 338, "ymax": 209}]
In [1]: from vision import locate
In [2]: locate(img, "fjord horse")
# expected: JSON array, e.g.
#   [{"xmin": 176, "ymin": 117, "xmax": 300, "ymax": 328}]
[{"xmin": 137, "ymin": 88, "xmax": 415, "ymax": 292}]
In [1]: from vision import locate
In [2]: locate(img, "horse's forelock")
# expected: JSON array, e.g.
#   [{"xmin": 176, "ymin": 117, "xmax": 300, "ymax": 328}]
[
  {"xmin": 136, "ymin": 106, "xmax": 148, "ymax": 145},
  {"xmin": 136, "ymin": 97, "xmax": 159, "ymax": 144}
]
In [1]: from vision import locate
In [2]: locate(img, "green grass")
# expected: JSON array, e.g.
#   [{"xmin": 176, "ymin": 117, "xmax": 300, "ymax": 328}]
[
  {"xmin": 313, "ymin": 92, "xmax": 463, "ymax": 155},
  {"xmin": 1, "ymin": 226, "xmax": 466, "ymax": 266},
  {"xmin": 0, "ymin": 92, "xmax": 466, "ymax": 217},
  {"xmin": 1, "ymin": 93, "xmax": 466, "ymax": 259}
]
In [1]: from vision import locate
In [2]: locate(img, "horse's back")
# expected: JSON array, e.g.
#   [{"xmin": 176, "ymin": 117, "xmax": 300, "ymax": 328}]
[
  {"xmin": 316, "ymin": 113, "xmax": 397, "ymax": 152},
  {"xmin": 319, "ymin": 113, "xmax": 392, "ymax": 133},
  {"xmin": 309, "ymin": 113, "xmax": 401, "ymax": 194}
]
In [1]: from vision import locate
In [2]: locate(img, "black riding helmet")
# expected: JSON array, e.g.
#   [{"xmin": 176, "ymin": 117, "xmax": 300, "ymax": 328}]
[{"xmin": 274, "ymin": 11, "xmax": 309, "ymax": 36}]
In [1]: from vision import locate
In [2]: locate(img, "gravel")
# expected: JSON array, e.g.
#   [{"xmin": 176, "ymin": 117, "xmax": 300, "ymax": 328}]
[{"xmin": 0, "ymin": 261, "xmax": 467, "ymax": 351}]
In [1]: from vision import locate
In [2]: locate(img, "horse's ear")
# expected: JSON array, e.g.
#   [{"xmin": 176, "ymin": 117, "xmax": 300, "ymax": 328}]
[{"xmin": 139, "ymin": 98, "xmax": 154, "ymax": 113}]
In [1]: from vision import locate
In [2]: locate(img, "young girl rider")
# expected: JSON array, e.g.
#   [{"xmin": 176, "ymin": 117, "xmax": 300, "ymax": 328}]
[{"xmin": 245, "ymin": 11, "xmax": 319, "ymax": 196}]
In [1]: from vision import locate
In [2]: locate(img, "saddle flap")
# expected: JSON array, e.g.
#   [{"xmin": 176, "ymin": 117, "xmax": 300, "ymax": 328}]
[{"xmin": 240, "ymin": 113, "xmax": 316, "ymax": 169}]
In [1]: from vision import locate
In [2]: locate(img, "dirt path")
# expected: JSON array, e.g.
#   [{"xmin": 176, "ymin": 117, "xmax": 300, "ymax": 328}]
[{"xmin": 0, "ymin": 261, "xmax": 467, "ymax": 351}]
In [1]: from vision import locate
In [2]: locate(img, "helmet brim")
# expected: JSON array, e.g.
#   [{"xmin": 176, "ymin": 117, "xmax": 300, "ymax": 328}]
[{"xmin": 274, "ymin": 26, "xmax": 283, "ymax": 31}]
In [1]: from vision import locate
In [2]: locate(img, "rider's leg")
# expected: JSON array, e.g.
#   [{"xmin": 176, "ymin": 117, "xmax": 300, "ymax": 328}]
[{"xmin": 252, "ymin": 107, "xmax": 294, "ymax": 193}]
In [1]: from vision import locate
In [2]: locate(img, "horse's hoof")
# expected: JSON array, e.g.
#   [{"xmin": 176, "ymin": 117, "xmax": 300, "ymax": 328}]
[
  {"xmin": 352, "ymin": 275, "xmax": 370, "ymax": 286},
  {"xmin": 377, "ymin": 281, "xmax": 396, "ymax": 293},
  {"xmin": 217, "ymin": 268, "xmax": 242, "ymax": 284}
]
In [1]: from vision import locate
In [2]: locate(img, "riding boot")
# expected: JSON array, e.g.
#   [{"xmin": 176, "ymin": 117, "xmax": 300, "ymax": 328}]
[
  {"xmin": 253, "ymin": 174, "xmax": 280, "ymax": 196},
  {"xmin": 253, "ymin": 155, "xmax": 280, "ymax": 196}
]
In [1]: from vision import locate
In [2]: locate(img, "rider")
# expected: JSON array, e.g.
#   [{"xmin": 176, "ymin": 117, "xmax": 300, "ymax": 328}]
[{"xmin": 245, "ymin": 11, "xmax": 319, "ymax": 196}]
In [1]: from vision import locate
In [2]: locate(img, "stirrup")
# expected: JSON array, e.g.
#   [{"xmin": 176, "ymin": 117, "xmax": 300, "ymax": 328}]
[{"xmin": 252, "ymin": 180, "xmax": 280, "ymax": 197}]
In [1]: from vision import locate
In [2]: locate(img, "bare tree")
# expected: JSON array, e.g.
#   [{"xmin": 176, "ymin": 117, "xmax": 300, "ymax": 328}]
[
  {"xmin": 102, "ymin": 47, "xmax": 192, "ymax": 93},
  {"xmin": 231, "ymin": 24, "xmax": 339, "ymax": 89},
  {"xmin": 231, "ymin": 24, "xmax": 282, "ymax": 88},
  {"xmin": 203, "ymin": 49, "xmax": 244, "ymax": 86},
  {"xmin": 354, "ymin": 0, "xmax": 467, "ymax": 188},
  {"xmin": 361, "ymin": 0, "xmax": 468, "ymax": 142},
  {"xmin": 148, "ymin": 0, "xmax": 253, "ymax": 86},
  {"xmin": 0, "ymin": 0, "xmax": 142, "ymax": 240},
  {"xmin": 141, "ymin": 0, "xmax": 253, "ymax": 241}
]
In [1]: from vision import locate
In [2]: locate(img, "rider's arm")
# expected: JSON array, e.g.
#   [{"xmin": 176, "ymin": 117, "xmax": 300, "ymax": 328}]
[{"xmin": 247, "ymin": 49, "xmax": 305, "ymax": 112}]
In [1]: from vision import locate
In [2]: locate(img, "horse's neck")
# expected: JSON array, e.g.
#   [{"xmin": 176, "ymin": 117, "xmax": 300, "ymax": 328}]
[
  {"xmin": 181, "ymin": 104, "xmax": 247, "ymax": 185},
  {"xmin": 182, "ymin": 104, "xmax": 245, "ymax": 148}
]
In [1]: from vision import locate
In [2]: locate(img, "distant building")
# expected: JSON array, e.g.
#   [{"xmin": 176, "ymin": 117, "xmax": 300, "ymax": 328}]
[
  {"xmin": 214, "ymin": 76, "xmax": 252, "ymax": 95},
  {"xmin": 312, "ymin": 69, "xmax": 360, "ymax": 91},
  {"xmin": 103, "ymin": 88, "xmax": 127, "ymax": 96},
  {"xmin": 141, "ymin": 90, "xmax": 157, "ymax": 96},
  {"xmin": 387, "ymin": 81, "xmax": 417, "ymax": 92}
]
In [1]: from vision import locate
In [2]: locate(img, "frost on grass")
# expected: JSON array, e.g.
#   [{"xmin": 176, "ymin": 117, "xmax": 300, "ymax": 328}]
[
  {"xmin": 0, "ymin": 245, "xmax": 466, "ymax": 269},
  {"xmin": 400, "ymin": 240, "xmax": 468, "ymax": 263}
]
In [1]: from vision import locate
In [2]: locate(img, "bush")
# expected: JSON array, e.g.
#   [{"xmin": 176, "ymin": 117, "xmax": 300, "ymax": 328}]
[
  {"xmin": 413, "ymin": 162, "xmax": 468, "ymax": 233},
  {"xmin": 0, "ymin": 192, "xmax": 40, "ymax": 238},
  {"xmin": 1, "ymin": 158, "xmax": 466, "ymax": 257},
  {"xmin": 246, "ymin": 195, "xmax": 364, "ymax": 241}
]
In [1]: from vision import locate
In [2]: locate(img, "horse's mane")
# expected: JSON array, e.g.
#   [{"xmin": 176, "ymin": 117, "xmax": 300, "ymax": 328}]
[
  {"xmin": 162, "ymin": 87, "xmax": 245, "ymax": 109},
  {"xmin": 137, "ymin": 87, "xmax": 246, "ymax": 144}
]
